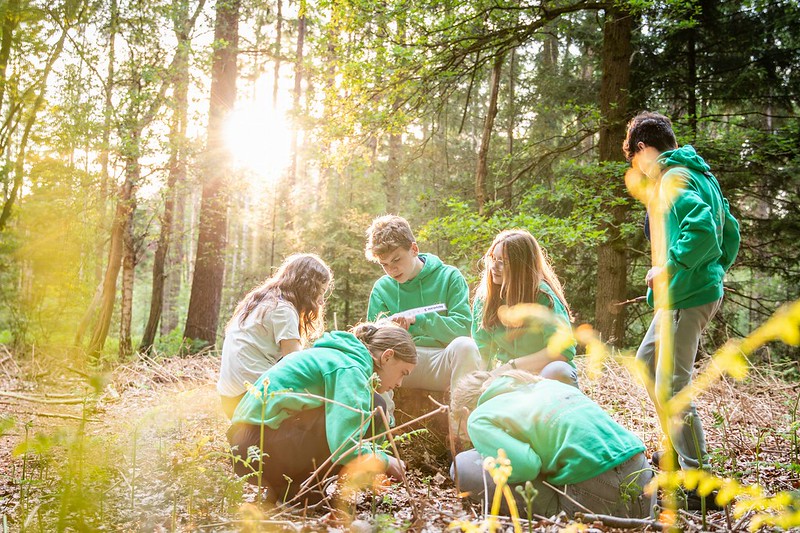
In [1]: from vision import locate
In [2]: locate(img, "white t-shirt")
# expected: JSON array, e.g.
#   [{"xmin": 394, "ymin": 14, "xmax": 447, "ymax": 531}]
[{"xmin": 217, "ymin": 299, "xmax": 301, "ymax": 397}]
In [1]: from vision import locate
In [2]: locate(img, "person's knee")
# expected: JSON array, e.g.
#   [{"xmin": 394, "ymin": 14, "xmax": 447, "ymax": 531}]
[
  {"xmin": 540, "ymin": 360, "xmax": 578, "ymax": 387},
  {"xmin": 449, "ymin": 337, "xmax": 482, "ymax": 366},
  {"xmin": 451, "ymin": 449, "xmax": 486, "ymax": 501}
]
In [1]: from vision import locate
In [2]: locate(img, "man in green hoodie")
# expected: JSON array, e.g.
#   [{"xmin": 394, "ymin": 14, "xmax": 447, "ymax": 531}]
[
  {"xmin": 623, "ymin": 112, "xmax": 740, "ymax": 473},
  {"xmin": 365, "ymin": 215, "xmax": 482, "ymax": 404}
]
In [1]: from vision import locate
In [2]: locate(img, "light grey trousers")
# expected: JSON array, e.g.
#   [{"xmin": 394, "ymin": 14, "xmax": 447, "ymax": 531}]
[
  {"xmin": 381, "ymin": 336, "xmax": 483, "ymax": 419},
  {"xmin": 451, "ymin": 449, "xmax": 654, "ymax": 518},
  {"xmin": 636, "ymin": 298, "xmax": 722, "ymax": 469}
]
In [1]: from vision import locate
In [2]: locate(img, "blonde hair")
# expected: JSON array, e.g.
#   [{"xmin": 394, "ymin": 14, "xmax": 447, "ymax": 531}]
[
  {"xmin": 364, "ymin": 215, "xmax": 416, "ymax": 261},
  {"xmin": 450, "ymin": 370, "xmax": 542, "ymax": 419},
  {"xmin": 477, "ymin": 229, "xmax": 572, "ymax": 329},
  {"xmin": 350, "ymin": 322, "xmax": 418, "ymax": 364},
  {"xmin": 227, "ymin": 253, "xmax": 332, "ymax": 340}
]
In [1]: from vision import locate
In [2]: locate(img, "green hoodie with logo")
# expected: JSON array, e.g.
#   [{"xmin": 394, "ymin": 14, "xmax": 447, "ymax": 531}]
[
  {"xmin": 231, "ymin": 331, "xmax": 387, "ymax": 466},
  {"xmin": 367, "ymin": 253, "xmax": 472, "ymax": 348},
  {"xmin": 649, "ymin": 145, "xmax": 740, "ymax": 309},
  {"xmin": 471, "ymin": 282, "xmax": 576, "ymax": 367},
  {"xmin": 467, "ymin": 376, "xmax": 644, "ymax": 485}
]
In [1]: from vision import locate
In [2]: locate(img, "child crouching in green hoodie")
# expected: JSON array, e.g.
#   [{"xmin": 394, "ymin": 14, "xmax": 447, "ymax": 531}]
[
  {"xmin": 450, "ymin": 370, "xmax": 654, "ymax": 518},
  {"xmin": 228, "ymin": 322, "xmax": 417, "ymax": 503}
]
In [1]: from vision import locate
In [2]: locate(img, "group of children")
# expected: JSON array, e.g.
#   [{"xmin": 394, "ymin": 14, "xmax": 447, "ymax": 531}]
[{"xmin": 216, "ymin": 111, "xmax": 740, "ymax": 517}]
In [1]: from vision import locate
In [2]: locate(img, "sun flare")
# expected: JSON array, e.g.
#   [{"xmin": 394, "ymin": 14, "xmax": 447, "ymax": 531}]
[{"xmin": 223, "ymin": 76, "xmax": 293, "ymax": 182}]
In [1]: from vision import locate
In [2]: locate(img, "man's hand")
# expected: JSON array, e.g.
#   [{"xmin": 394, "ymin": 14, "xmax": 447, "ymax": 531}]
[
  {"xmin": 391, "ymin": 315, "xmax": 416, "ymax": 330},
  {"xmin": 385, "ymin": 456, "xmax": 406, "ymax": 480},
  {"xmin": 646, "ymin": 266, "xmax": 666, "ymax": 289}
]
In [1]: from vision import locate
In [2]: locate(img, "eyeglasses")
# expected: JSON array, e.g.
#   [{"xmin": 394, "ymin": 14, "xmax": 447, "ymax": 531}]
[{"xmin": 487, "ymin": 256, "xmax": 504, "ymax": 269}]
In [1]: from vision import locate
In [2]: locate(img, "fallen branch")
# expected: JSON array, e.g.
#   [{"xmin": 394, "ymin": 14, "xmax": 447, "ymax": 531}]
[
  {"xmin": 34, "ymin": 412, "xmax": 100, "ymax": 423},
  {"xmin": 0, "ymin": 391, "xmax": 87, "ymax": 404},
  {"xmin": 574, "ymin": 512, "xmax": 664, "ymax": 530}
]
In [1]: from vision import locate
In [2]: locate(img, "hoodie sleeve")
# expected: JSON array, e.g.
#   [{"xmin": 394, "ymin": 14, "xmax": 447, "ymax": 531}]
[
  {"xmin": 323, "ymin": 366, "xmax": 389, "ymax": 467},
  {"xmin": 411, "ymin": 270, "xmax": 472, "ymax": 343},
  {"xmin": 469, "ymin": 409, "xmax": 543, "ymax": 484},
  {"xmin": 471, "ymin": 298, "xmax": 496, "ymax": 363},
  {"xmin": 719, "ymin": 198, "xmax": 741, "ymax": 272},
  {"xmin": 367, "ymin": 281, "xmax": 391, "ymax": 322},
  {"xmin": 661, "ymin": 169, "xmax": 724, "ymax": 274}
]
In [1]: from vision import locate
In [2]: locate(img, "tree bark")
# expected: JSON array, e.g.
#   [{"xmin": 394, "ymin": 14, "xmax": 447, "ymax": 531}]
[
  {"xmin": 118, "ymin": 165, "xmax": 137, "ymax": 357},
  {"xmin": 594, "ymin": 3, "xmax": 633, "ymax": 347},
  {"xmin": 182, "ymin": 0, "xmax": 240, "ymax": 348},
  {"xmin": 475, "ymin": 54, "xmax": 503, "ymax": 215},
  {"xmin": 285, "ymin": 4, "xmax": 306, "ymax": 230},
  {"xmin": 88, "ymin": 180, "xmax": 133, "ymax": 355},
  {"xmin": 140, "ymin": 0, "xmax": 202, "ymax": 352}
]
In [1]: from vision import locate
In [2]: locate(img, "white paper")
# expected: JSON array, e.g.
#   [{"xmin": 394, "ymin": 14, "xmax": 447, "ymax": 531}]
[{"xmin": 389, "ymin": 303, "xmax": 447, "ymax": 320}]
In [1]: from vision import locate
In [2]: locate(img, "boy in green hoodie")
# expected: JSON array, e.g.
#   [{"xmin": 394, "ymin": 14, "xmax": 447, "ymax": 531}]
[
  {"xmin": 365, "ymin": 215, "xmax": 483, "ymax": 402},
  {"xmin": 623, "ymin": 112, "xmax": 740, "ymax": 472},
  {"xmin": 450, "ymin": 370, "xmax": 653, "ymax": 517}
]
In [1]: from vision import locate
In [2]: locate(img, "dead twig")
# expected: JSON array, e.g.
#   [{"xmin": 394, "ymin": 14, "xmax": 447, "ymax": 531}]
[{"xmin": 575, "ymin": 511, "xmax": 664, "ymax": 530}]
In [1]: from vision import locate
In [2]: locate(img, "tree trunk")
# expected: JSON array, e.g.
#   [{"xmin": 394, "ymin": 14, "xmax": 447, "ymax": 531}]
[
  {"xmin": 119, "ymin": 177, "xmax": 136, "ymax": 357},
  {"xmin": 97, "ymin": 0, "xmax": 117, "ymax": 284},
  {"xmin": 285, "ymin": 5, "xmax": 305, "ymax": 230},
  {"xmin": 686, "ymin": 25, "xmax": 697, "ymax": 142},
  {"xmin": 475, "ymin": 54, "xmax": 503, "ymax": 214},
  {"xmin": 504, "ymin": 48, "xmax": 516, "ymax": 205},
  {"xmin": 272, "ymin": 0, "xmax": 282, "ymax": 110},
  {"xmin": 183, "ymin": 0, "xmax": 240, "ymax": 349},
  {"xmin": 140, "ymin": 4, "xmax": 194, "ymax": 352},
  {"xmin": 88, "ymin": 180, "xmax": 133, "ymax": 355},
  {"xmin": 594, "ymin": 3, "xmax": 633, "ymax": 347}
]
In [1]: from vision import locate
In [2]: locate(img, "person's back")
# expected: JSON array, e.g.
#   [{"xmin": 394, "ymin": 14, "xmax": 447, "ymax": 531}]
[
  {"xmin": 450, "ymin": 371, "xmax": 652, "ymax": 518},
  {"xmin": 650, "ymin": 145, "xmax": 740, "ymax": 309}
]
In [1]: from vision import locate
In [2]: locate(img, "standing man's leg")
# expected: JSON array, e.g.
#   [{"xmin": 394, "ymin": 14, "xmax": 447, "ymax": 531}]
[
  {"xmin": 667, "ymin": 298, "xmax": 722, "ymax": 469},
  {"xmin": 638, "ymin": 299, "xmax": 722, "ymax": 469}
]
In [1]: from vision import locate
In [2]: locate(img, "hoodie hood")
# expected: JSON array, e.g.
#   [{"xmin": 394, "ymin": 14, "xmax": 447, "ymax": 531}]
[
  {"xmin": 312, "ymin": 331, "xmax": 372, "ymax": 363},
  {"xmin": 658, "ymin": 145, "xmax": 711, "ymax": 174},
  {"xmin": 405, "ymin": 253, "xmax": 443, "ymax": 286},
  {"xmin": 476, "ymin": 375, "xmax": 528, "ymax": 407}
]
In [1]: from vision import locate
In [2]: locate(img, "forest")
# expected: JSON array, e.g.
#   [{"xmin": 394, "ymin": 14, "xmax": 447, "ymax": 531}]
[{"xmin": 0, "ymin": 0, "xmax": 799, "ymax": 530}]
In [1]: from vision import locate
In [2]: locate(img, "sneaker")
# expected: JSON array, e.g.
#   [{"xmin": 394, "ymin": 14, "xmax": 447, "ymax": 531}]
[
  {"xmin": 684, "ymin": 488, "xmax": 723, "ymax": 511},
  {"xmin": 650, "ymin": 450, "xmax": 678, "ymax": 470},
  {"xmin": 657, "ymin": 487, "xmax": 724, "ymax": 512}
]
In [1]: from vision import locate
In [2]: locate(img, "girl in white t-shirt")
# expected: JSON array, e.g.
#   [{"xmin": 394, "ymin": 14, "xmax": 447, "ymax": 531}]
[{"xmin": 218, "ymin": 253, "xmax": 333, "ymax": 418}]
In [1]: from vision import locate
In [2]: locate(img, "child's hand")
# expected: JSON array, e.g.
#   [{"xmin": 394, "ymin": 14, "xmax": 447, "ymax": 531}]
[
  {"xmin": 385, "ymin": 456, "xmax": 406, "ymax": 480},
  {"xmin": 645, "ymin": 266, "xmax": 666, "ymax": 288},
  {"xmin": 391, "ymin": 316, "xmax": 416, "ymax": 330}
]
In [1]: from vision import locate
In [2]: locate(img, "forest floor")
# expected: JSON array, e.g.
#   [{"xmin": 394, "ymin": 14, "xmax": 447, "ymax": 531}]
[{"xmin": 0, "ymin": 344, "xmax": 799, "ymax": 532}]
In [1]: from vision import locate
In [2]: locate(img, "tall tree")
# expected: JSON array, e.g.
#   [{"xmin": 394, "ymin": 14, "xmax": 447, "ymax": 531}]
[
  {"xmin": 139, "ymin": 0, "xmax": 205, "ymax": 353},
  {"xmin": 183, "ymin": 0, "xmax": 241, "ymax": 348},
  {"xmin": 475, "ymin": 53, "xmax": 504, "ymax": 214},
  {"xmin": 594, "ymin": 3, "xmax": 633, "ymax": 346}
]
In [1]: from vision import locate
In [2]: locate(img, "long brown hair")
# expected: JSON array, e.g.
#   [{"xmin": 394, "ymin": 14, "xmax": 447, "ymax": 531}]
[
  {"xmin": 227, "ymin": 253, "xmax": 333, "ymax": 340},
  {"xmin": 476, "ymin": 229, "xmax": 571, "ymax": 329}
]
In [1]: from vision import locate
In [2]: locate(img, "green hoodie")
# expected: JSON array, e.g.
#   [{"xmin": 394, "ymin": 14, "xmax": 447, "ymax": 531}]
[
  {"xmin": 649, "ymin": 145, "xmax": 740, "ymax": 309},
  {"xmin": 367, "ymin": 253, "xmax": 472, "ymax": 348},
  {"xmin": 471, "ymin": 282, "xmax": 576, "ymax": 366},
  {"xmin": 231, "ymin": 331, "xmax": 388, "ymax": 466},
  {"xmin": 468, "ymin": 377, "xmax": 644, "ymax": 485}
]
